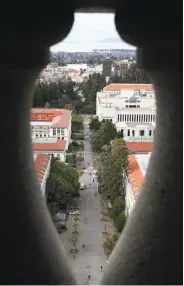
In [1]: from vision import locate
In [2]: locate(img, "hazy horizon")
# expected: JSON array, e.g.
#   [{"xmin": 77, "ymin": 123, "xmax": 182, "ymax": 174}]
[{"xmin": 51, "ymin": 13, "xmax": 136, "ymax": 53}]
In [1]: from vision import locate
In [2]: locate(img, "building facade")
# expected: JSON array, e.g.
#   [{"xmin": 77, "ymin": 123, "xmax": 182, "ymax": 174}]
[
  {"xmin": 102, "ymin": 60, "xmax": 112, "ymax": 77},
  {"xmin": 96, "ymin": 83, "xmax": 156, "ymax": 139},
  {"xmin": 32, "ymin": 138, "xmax": 66, "ymax": 162},
  {"xmin": 125, "ymin": 153, "xmax": 151, "ymax": 216},
  {"xmin": 30, "ymin": 108, "xmax": 71, "ymax": 150}
]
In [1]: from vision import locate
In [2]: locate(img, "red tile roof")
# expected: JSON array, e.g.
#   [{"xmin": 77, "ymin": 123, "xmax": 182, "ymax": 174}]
[
  {"xmin": 31, "ymin": 108, "xmax": 71, "ymax": 127},
  {"xmin": 52, "ymin": 109, "xmax": 71, "ymax": 128},
  {"xmin": 127, "ymin": 154, "xmax": 144, "ymax": 200},
  {"xmin": 126, "ymin": 142, "xmax": 153, "ymax": 153},
  {"xmin": 32, "ymin": 139, "xmax": 65, "ymax": 151},
  {"xmin": 103, "ymin": 83, "xmax": 153, "ymax": 91},
  {"xmin": 34, "ymin": 153, "xmax": 50, "ymax": 185}
]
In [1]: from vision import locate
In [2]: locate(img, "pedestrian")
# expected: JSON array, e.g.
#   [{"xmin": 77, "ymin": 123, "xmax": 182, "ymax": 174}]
[
  {"xmin": 88, "ymin": 274, "xmax": 91, "ymax": 280},
  {"xmin": 73, "ymin": 254, "xmax": 75, "ymax": 259},
  {"xmin": 101, "ymin": 265, "xmax": 103, "ymax": 271},
  {"xmin": 93, "ymin": 179, "xmax": 94, "ymax": 183},
  {"xmin": 82, "ymin": 244, "xmax": 85, "ymax": 248}
]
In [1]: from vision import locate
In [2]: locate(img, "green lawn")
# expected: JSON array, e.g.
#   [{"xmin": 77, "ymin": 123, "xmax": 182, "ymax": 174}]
[{"xmin": 72, "ymin": 115, "xmax": 84, "ymax": 123}]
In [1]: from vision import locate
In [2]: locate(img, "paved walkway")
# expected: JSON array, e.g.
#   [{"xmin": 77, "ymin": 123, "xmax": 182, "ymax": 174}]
[{"xmin": 60, "ymin": 116, "xmax": 106, "ymax": 285}]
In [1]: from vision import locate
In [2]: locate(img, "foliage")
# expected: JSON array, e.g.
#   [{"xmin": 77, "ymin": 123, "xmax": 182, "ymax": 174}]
[
  {"xmin": 115, "ymin": 211, "xmax": 126, "ymax": 233},
  {"xmin": 72, "ymin": 115, "xmax": 84, "ymax": 123},
  {"xmin": 71, "ymin": 133, "xmax": 84, "ymax": 140},
  {"xmin": 33, "ymin": 73, "xmax": 106, "ymax": 114},
  {"xmin": 110, "ymin": 197, "xmax": 125, "ymax": 221},
  {"xmin": 89, "ymin": 117, "xmax": 101, "ymax": 131},
  {"xmin": 92, "ymin": 120, "xmax": 117, "ymax": 152},
  {"xmin": 66, "ymin": 154, "xmax": 76, "ymax": 167},
  {"xmin": 67, "ymin": 142, "xmax": 84, "ymax": 153},
  {"xmin": 72, "ymin": 116, "xmax": 83, "ymax": 132},
  {"xmin": 33, "ymin": 80, "xmax": 79, "ymax": 108},
  {"xmin": 103, "ymin": 233, "xmax": 120, "ymax": 256},
  {"xmin": 81, "ymin": 73, "xmax": 106, "ymax": 103},
  {"xmin": 98, "ymin": 138, "xmax": 128, "ymax": 233},
  {"xmin": 46, "ymin": 160, "xmax": 80, "ymax": 215}
]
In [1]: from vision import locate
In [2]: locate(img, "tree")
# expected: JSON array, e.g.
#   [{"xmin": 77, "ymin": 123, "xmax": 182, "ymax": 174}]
[
  {"xmin": 45, "ymin": 160, "xmax": 80, "ymax": 216},
  {"xmin": 115, "ymin": 211, "xmax": 126, "ymax": 233},
  {"xmin": 81, "ymin": 73, "xmax": 106, "ymax": 103},
  {"xmin": 98, "ymin": 138, "xmax": 128, "ymax": 233},
  {"xmin": 92, "ymin": 120, "xmax": 117, "ymax": 152},
  {"xmin": 69, "ymin": 235, "xmax": 78, "ymax": 254},
  {"xmin": 103, "ymin": 233, "xmax": 120, "ymax": 258},
  {"xmin": 111, "ymin": 197, "xmax": 125, "ymax": 221},
  {"xmin": 89, "ymin": 117, "xmax": 101, "ymax": 131}
]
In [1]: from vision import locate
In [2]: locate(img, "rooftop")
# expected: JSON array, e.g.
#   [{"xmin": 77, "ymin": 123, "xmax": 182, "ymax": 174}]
[
  {"xmin": 126, "ymin": 142, "xmax": 153, "ymax": 153},
  {"xmin": 32, "ymin": 138, "xmax": 65, "ymax": 151},
  {"xmin": 127, "ymin": 153, "xmax": 151, "ymax": 200},
  {"xmin": 31, "ymin": 108, "xmax": 71, "ymax": 128},
  {"xmin": 103, "ymin": 83, "xmax": 153, "ymax": 92},
  {"xmin": 34, "ymin": 153, "xmax": 50, "ymax": 185}
]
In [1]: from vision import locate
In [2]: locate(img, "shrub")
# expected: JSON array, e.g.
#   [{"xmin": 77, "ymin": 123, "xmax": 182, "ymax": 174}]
[{"xmin": 115, "ymin": 211, "xmax": 126, "ymax": 233}]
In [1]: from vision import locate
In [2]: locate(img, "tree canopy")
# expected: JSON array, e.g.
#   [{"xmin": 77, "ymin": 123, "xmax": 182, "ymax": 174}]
[
  {"xmin": 92, "ymin": 120, "xmax": 117, "ymax": 152},
  {"xmin": 97, "ymin": 138, "xmax": 128, "ymax": 233},
  {"xmin": 89, "ymin": 117, "xmax": 101, "ymax": 131},
  {"xmin": 46, "ymin": 159, "xmax": 80, "ymax": 214}
]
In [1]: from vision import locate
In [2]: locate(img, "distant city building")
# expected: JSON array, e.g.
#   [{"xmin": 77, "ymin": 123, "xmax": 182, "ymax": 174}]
[
  {"xmin": 30, "ymin": 108, "xmax": 71, "ymax": 150},
  {"xmin": 119, "ymin": 60, "xmax": 129, "ymax": 77},
  {"xmin": 125, "ymin": 153, "xmax": 151, "ymax": 216},
  {"xmin": 96, "ymin": 83, "xmax": 156, "ymax": 139},
  {"xmin": 102, "ymin": 60, "xmax": 112, "ymax": 77}
]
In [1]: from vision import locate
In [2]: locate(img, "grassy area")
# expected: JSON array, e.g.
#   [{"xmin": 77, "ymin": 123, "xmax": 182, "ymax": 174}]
[{"xmin": 72, "ymin": 115, "xmax": 84, "ymax": 123}]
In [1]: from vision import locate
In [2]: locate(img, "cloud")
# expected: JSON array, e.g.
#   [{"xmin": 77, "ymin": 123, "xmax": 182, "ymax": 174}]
[{"xmin": 51, "ymin": 13, "xmax": 135, "ymax": 52}]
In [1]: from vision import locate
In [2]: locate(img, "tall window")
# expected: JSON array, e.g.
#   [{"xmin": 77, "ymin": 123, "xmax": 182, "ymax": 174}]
[
  {"xmin": 140, "ymin": 130, "xmax": 145, "ymax": 136},
  {"xmin": 57, "ymin": 129, "xmax": 60, "ymax": 136},
  {"xmin": 53, "ymin": 128, "xmax": 56, "ymax": 136}
]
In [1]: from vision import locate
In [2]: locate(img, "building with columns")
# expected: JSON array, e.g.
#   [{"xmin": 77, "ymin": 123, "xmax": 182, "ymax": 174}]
[
  {"xmin": 30, "ymin": 108, "xmax": 71, "ymax": 150},
  {"xmin": 96, "ymin": 83, "xmax": 156, "ymax": 139}
]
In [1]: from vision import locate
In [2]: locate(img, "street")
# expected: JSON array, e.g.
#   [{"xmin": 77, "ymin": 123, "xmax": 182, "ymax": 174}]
[{"xmin": 61, "ymin": 116, "xmax": 106, "ymax": 285}]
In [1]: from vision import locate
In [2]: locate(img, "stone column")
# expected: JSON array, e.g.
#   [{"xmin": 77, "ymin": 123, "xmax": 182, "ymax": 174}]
[{"xmin": 101, "ymin": 3, "xmax": 182, "ymax": 285}]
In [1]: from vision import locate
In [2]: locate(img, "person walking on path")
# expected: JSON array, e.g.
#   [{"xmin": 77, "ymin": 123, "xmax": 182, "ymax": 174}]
[{"xmin": 101, "ymin": 265, "xmax": 103, "ymax": 271}]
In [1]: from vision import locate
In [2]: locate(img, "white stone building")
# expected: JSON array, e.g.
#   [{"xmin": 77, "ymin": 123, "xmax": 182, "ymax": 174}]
[
  {"xmin": 30, "ymin": 108, "xmax": 71, "ymax": 150},
  {"xmin": 96, "ymin": 84, "xmax": 156, "ymax": 139}
]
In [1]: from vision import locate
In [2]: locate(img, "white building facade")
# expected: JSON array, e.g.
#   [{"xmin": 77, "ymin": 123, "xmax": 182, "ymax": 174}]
[
  {"xmin": 30, "ymin": 108, "xmax": 71, "ymax": 150},
  {"xmin": 96, "ymin": 84, "xmax": 156, "ymax": 139}
]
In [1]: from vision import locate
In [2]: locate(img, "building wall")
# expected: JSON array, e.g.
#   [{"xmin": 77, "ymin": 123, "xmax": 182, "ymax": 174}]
[
  {"xmin": 125, "ymin": 176, "xmax": 136, "ymax": 217},
  {"xmin": 31, "ymin": 123, "xmax": 71, "ymax": 150}
]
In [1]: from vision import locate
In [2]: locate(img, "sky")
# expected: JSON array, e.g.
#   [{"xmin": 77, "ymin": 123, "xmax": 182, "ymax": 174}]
[{"xmin": 51, "ymin": 13, "xmax": 135, "ymax": 53}]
